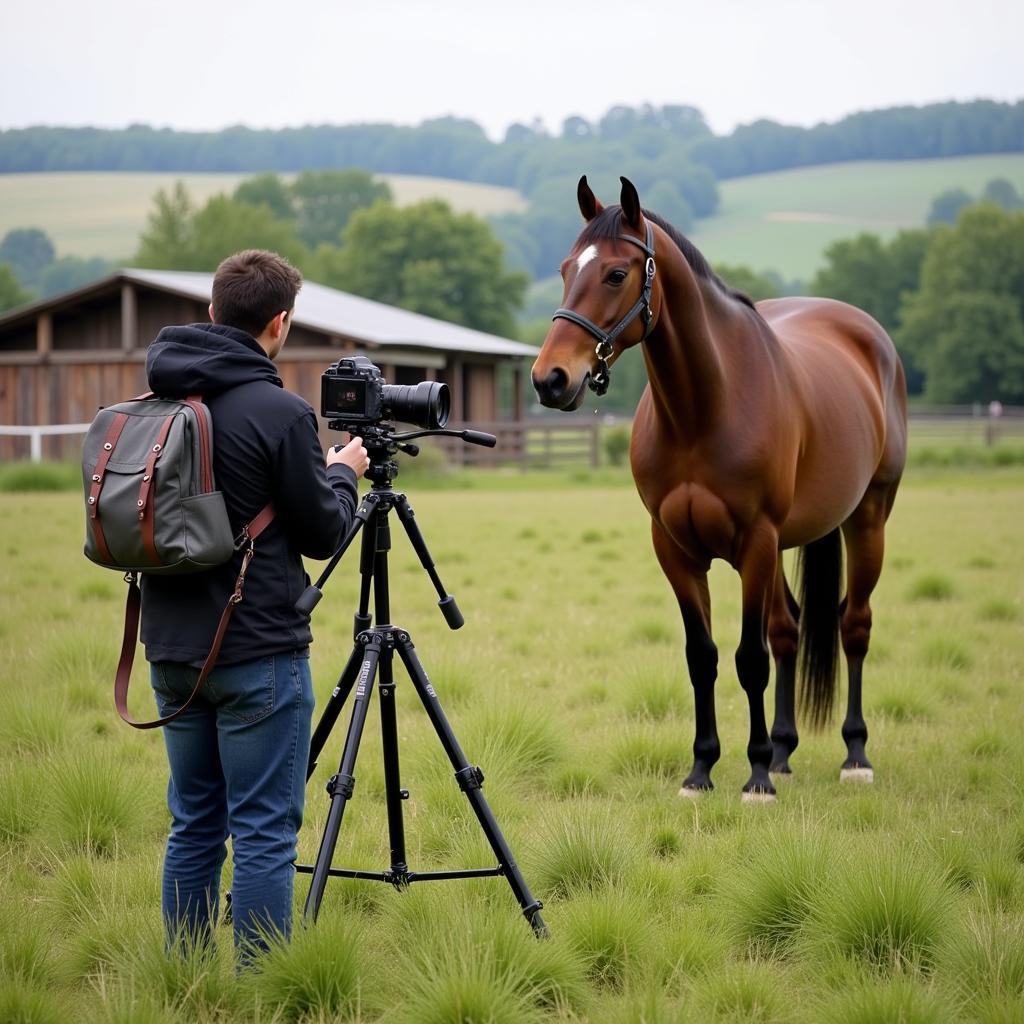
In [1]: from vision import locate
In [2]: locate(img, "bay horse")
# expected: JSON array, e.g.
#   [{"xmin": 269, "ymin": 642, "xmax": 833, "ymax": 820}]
[{"xmin": 532, "ymin": 177, "xmax": 907, "ymax": 801}]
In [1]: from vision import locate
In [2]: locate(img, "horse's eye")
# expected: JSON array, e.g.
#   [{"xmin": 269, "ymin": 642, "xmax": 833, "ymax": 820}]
[{"xmin": 606, "ymin": 270, "xmax": 628, "ymax": 286}]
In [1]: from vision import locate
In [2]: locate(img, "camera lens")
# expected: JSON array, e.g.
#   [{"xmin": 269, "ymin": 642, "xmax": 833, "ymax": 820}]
[{"xmin": 382, "ymin": 381, "xmax": 451, "ymax": 430}]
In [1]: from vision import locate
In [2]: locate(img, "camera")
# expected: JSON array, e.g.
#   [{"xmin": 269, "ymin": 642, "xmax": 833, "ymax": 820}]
[{"xmin": 321, "ymin": 356, "xmax": 450, "ymax": 430}]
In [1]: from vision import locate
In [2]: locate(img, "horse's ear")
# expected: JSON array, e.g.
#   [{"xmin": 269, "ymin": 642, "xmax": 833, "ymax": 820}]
[
  {"xmin": 578, "ymin": 175, "xmax": 603, "ymax": 222},
  {"xmin": 620, "ymin": 176, "xmax": 642, "ymax": 230}
]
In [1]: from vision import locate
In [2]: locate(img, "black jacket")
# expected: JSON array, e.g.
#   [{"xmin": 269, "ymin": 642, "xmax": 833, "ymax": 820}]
[{"xmin": 140, "ymin": 323, "xmax": 358, "ymax": 666}]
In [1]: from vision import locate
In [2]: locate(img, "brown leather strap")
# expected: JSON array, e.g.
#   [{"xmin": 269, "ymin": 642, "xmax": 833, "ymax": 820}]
[
  {"xmin": 138, "ymin": 415, "xmax": 176, "ymax": 565},
  {"xmin": 114, "ymin": 505, "xmax": 275, "ymax": 730},
  {"xmin": 88, "ymin": 413, "xmax": 130, "ymax": 564}
]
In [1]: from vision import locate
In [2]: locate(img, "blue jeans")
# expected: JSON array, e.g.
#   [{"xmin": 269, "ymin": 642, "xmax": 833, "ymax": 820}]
[{"xmin": 150, "ymin": 650, "xmax": 314, "ymax": 957}]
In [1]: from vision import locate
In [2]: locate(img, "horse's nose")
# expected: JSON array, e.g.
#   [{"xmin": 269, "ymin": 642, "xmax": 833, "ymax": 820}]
[{"xmin": 532, "ymin": 366, "xmax": 570, "ymax": 405}]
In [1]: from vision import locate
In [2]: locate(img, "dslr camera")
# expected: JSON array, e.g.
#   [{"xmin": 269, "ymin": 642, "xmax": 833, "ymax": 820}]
[{"xmin": 321, "ymin": 356, "xmax": 450, "ymax": 431}]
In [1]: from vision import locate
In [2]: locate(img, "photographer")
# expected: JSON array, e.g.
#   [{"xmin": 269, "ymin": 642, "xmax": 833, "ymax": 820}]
[{"xmin": 141, "ymin": 249, "xmax": 369, "ymax": 960}]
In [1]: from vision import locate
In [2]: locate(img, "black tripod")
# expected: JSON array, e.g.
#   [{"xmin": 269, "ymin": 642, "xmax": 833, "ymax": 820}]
[{"xmin": 293, "ymin": 426, "xmax": 547, "ymax": 936}]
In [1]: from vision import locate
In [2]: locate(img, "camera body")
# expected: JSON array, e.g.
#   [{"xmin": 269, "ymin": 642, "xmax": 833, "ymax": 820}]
[{"xmin": 321, "ymin": 356, "xmax": 450, "ymax": 431}]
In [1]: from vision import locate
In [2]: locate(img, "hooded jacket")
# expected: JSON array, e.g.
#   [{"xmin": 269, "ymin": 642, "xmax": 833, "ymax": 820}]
[{"xmin": 140, "ymin": 323, "xmax": 358, "ymax": 666}]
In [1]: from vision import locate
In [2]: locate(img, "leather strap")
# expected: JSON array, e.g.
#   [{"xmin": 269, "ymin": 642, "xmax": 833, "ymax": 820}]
[
  {"xmin": 88, "ymin": 413, "xmax": 130, "ymax": 564},
  {"xmin": 138, "ymin": 415, "xmax": 176, "ymax": 565},
  {"xmin": 114, "ymin": 504, "xmax": 275, "ymax": 729}
]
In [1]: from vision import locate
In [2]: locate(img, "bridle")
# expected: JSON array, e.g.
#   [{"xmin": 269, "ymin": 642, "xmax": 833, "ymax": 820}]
[{"xmin": 551, "ymin": 222, "xmax": 657, "ymax": 396}]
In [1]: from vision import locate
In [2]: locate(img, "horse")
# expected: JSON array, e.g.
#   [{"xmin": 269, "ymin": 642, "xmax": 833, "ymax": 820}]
[{"xmin": 532, "ymin": 176, "xmax": 907, "ymax": 802}]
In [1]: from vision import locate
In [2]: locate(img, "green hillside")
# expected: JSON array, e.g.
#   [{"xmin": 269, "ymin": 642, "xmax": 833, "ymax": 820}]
[
  {"xmin": 0, "ymin": 172, "xmax": 526, "ymax": 260},
  {"xmin": 1, "ymin": 154, "xmax": 1022, "ymax": 281},
  {"xmin": 691, "ymin": 154, "xmax": 1024, "ymax": 281}
]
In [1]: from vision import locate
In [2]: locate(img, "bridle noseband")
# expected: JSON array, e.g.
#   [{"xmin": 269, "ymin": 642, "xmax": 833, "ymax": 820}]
[{"xmin": 551, "ymin": 223, "xmax": 657, "ymax": 396}]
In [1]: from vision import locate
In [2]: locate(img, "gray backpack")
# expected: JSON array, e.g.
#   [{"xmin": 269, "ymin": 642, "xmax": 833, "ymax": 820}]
[
  {"xmin": 83, "ymin": 393, "xmax": 234, "ymax": 573},
  {"xmin": 82, "ymin": 392, "xmax": 274, "ymax": 728}
]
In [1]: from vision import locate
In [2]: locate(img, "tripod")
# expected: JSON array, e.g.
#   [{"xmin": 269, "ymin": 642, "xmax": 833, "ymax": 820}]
[{"xmin": 293, "ymin": 427, "xmax": 547, "ymax": 937}]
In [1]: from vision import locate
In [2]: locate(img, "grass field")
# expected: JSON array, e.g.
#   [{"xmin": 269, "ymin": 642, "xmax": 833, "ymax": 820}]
[
  {"xmin": 0, "ymin": 172, "xmax": 527, "ymax": 260},
  {"xmin": 691, "ymin": 153, "xmax": 1024, "ymax": 280},
  {"xmin": 3, "ymin": 154, "xmax": 1022, "ymax": 281},
  {"xmin": 1, "ymin": 463, "xmax": 1023, "ymax": 1022}
]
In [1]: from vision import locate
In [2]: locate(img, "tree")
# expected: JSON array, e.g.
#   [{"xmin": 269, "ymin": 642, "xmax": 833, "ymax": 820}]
[
  {"xmin": 714, "ymin": 263, "xmax": 780, "ymax": 302},
  {"xmin": 811, "ymin": 229, "xmax": 929, "ymax": 332},
  {"xmin": 0, "ymin": 263, "xmax": 32, "ymax": 311},
  {"xmin": 233, "ymin": 173, "xmax": 295, "ymax": 220},
  {"xmin": 898, "ymin": 204, "xmax": 1024, "ymax": 403},
  {"xmin": 188, "ymin": 196, "xmax": 308, "ymax": 270},
  {"xmin": 134, "ymin": 184, "xmax": 307, "ymax": 271},
  {"xmin": 0, "ymin": 228, "xmax": 56, "ymax": 289},
  {"xmin": 316, "ymin": 199, "xmax": 527, "ymax": 337},
  {"xmin": 290, "ymin": 169, "xmax": 391, "ymax": 248},
  {"xmin": 927, "ymin": 188, "xmax": 973, "ymax": 226},
  {"xmin": 38, "ymin": 256, "xmax": 113, "ymax": 298},
  {"xmin": 134, "ymin": 182, "xmax": 195, "ymax": 269},
  {"xmin": 982, "ymin": 177, "xmax": 1023, "ymax": 210},
  {"xmin": 901, "ymin": 291, "xmax": 1024, "ymax": 403}
]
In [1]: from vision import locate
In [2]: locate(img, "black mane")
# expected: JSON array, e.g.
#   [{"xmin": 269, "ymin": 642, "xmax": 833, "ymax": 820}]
[{"xmin": 576, "ymin": 206, "xmax": 757, "ymax": 310}]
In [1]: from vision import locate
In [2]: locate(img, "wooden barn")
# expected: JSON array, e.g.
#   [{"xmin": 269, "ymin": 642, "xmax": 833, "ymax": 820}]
[{"xmin": 0, "ymin": 269, "xmax": 538, "ymax": 460}]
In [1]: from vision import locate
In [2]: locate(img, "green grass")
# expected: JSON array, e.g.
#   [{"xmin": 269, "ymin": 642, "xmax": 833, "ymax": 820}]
[
  {"xmin": 1, "ymin": 467, "xmax": 1023, "ymax": 1020},
  {"xmin": 0, "ymin": 171, "xmax": 526, "ymax": 260},
  {"xmin": 6, "ymin": 154, "xmax": 1023, "ymax": 282},
  {"xmin": 692, "ymin": 153, "xmax": 1024, "ymax": 280}
]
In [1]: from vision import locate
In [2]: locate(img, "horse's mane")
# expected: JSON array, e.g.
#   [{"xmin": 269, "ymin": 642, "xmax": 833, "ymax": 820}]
[{"xmin": 577, "ymin": 206, "xmax": 757, "ymax": 311}]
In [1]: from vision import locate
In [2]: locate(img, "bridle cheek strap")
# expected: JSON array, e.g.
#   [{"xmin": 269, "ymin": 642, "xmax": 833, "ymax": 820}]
[{"xmin": 551, "ymin": 223, "xmax": 657, "ymax": 396}]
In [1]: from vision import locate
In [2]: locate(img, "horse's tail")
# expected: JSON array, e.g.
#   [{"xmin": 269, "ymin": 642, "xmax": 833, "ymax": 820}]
[{"xmin": 796, "ymin": 528, "xmax": 843, "ymax": 732}]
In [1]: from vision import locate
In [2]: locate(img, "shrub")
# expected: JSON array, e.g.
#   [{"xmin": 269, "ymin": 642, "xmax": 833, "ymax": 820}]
[
  {"xmin": 603, "ymin": 425, "xmax": 631, "ymax": 466},
  {"xmin": 0, "ymin": 460, "xmax": 80, "ymax": 492}
]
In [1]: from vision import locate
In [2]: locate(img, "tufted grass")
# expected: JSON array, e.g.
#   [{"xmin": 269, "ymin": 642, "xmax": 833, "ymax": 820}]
[{"xmin": 0, "ymin": 469, "xmax": 1022, "ymax": 1021}]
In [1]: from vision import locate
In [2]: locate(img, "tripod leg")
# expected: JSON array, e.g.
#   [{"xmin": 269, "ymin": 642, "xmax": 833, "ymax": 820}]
[
  {"xmin": 303, "ymin": 633, "xmax": 382, "ymax": 925},
  {"xmin": 377, "ymin": 650, "xmax": 410, "ymax": 882},
  {"xmin": 308, "ymin": 646, "xmax": 364, "ymax": 780},
  {"xmin": 392, "ymin": 493, "xmax": 463, "ymax": 630},
  {"xmin": 394, "ymin": 632, "xmax": 548, "ymax": 937}
]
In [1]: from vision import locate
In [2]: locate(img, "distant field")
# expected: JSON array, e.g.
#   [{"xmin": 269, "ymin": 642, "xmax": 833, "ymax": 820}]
[
  {"xmin": 0, "ymin": 171, "xmax": 527, "ymax": 260},
  {"xmin": 691, "ymin": 154, "xmax": 1024, "ymax": 280},
  {"xmin": 1, "ymin": 154, "xmax": 1022, "ymax": 279}
]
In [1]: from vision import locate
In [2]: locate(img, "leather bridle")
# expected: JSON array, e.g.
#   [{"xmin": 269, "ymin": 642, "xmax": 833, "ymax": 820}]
[{"xmin": 551, "ymin": 222, "xmax": 657, "ymax": 396}]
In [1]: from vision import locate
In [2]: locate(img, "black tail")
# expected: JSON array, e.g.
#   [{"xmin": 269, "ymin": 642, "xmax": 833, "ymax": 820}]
[{"xmin": 796, "ymin": 529, "xmax": 843, "ymax": 731}]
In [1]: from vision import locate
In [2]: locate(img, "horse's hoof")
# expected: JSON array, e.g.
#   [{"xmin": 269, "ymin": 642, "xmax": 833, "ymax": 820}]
[
  {"xmin": 770, "ymin": 766, "xmax": 793, "ymax": 781},
  {"xmin": 678, "ymin": 785, "xmax": 708, "ymax": 800},
  {"xmin": 741, "ymin": 790, "xmax": 777, "ymax": 805},
  {"xmin": 840, "ymin": 767, "xmax": 874, "ymax": 784}
]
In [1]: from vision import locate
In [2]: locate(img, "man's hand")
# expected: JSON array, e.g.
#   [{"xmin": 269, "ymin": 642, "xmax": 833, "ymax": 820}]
[{"xmin": 327, "ymin": 435, "xmax": 370, "ymax": 479}]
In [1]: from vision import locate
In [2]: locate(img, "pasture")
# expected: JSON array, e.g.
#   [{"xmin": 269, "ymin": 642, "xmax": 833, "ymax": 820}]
[
  {"xmin": 1, "ymin": 465, "xmax": 1023, "ymax": 1022},
  {"xmin": 0, "ymin": 172, "xmax": 527, "ymax": 260},
  {"xmin": 691, "ymin": 153, "xmax": 1024, "ymax": 280}
]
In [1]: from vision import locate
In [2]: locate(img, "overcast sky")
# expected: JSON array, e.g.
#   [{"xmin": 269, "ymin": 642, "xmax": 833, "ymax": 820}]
[{"xmin": 1, "ymin": 0, "xmax": 1021, "ymax": 140}]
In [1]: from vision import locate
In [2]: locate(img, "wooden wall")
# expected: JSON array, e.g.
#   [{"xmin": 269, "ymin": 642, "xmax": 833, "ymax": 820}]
[{"xmin": 0, "ymin": 280, "xmax": 511, "ymax": 460}]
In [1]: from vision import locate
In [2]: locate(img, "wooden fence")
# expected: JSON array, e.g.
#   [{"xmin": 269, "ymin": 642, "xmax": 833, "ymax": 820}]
[{"xmin": 1, "ymin": 408, "xmax": 1021, "ymax": 468}]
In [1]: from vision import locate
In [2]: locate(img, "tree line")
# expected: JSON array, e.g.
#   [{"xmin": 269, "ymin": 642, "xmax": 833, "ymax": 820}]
[{"xmin": 2, "ymin": 100, "xmax": 1019, "ymax": 182}]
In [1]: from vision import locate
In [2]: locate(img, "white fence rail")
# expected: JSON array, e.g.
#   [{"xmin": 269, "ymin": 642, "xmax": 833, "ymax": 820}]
[
  {"xmin": 1, "ymin": 407, "xmax": 1022, "ymax": 466},
  {"xmin": 0, "ymin": 423, "xmax": 92, "ymax": 462}
]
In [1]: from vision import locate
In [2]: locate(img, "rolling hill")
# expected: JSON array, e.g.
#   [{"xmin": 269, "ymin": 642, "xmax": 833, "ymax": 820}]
[
  {"xmin": 0, "ymin": 172, "xmax": 527, "ymax": 260},
  {"xmin": 1, "ymin": 154, "xmax": 1022, "ymax": 287}
]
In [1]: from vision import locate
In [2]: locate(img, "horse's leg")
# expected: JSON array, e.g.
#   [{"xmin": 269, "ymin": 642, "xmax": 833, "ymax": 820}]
[
  {"xmin": 651, "ymin": 522, "xmax": 720, "ymax": 794},
  {"xmin": 838, "ymin": 486, "xmax": 892, "ymax": 783},
  {"xmin": 735, "ymin": 523, "xmax": 779, "ymax": 802},
  {"xmin": 768, "ymin": 565, "xmax": 800, "ymax": 777}
]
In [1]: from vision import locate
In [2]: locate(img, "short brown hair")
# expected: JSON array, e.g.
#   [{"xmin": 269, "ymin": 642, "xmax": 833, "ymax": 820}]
[{"xmin": 211, "ymin": 250, "xmax": 303, "ymax": 338}]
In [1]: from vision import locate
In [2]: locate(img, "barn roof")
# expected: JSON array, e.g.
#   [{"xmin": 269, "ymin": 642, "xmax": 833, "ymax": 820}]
[{"xmin": 0, "ymin": 268, "xmax": 538, "ymax": 359}]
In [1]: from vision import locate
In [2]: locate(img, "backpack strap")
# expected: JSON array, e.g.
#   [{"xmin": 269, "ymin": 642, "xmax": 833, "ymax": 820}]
[
  {"xmin": 114, "ymin": 502, "xmax": 276, "ymax": 729},
  {"xmin": 87, "ymin": 412, "xmax": 131, "ymax": 564}
]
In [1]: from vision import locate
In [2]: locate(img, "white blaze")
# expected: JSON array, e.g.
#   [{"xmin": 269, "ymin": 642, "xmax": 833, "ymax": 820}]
[{"xmin": 576, "ymin": 244, "xmax": 599, "ymax": 272}]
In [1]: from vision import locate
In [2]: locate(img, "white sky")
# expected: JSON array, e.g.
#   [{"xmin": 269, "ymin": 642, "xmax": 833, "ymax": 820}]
[{"xmin": 1, "ymin": 0, "xmax": 1021, "ymax": 140}]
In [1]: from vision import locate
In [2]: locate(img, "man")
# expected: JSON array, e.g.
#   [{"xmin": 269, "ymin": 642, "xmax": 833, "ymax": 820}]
[{"xmin": 141, "ymin": 249, "xmax": 369, "ymax": 958}]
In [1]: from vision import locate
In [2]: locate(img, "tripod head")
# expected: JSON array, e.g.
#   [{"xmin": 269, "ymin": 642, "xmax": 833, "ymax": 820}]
[{"xmin": 327, "ymin": 419, "xmax": 498, "ymax": 489}]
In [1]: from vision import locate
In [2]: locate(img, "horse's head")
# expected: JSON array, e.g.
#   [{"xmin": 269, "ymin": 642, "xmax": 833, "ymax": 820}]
[{"xmin": 532, "ymin": 175, "xmax": 657, "ymax": 410}]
